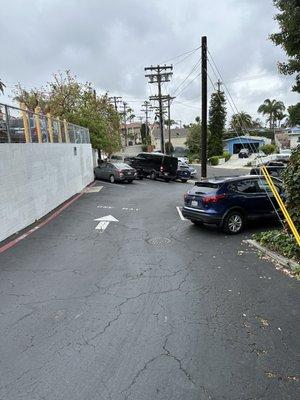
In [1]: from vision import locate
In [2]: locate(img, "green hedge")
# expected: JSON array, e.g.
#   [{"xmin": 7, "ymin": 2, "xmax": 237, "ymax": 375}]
[
  {"xmin": 253, "ymin": 230, "xmax": 300, "ymax": 278},
  {"xmin": 209, "ymin": 156, "xmax": 219, "ymax": 166},
  {"xmin": 223, "ymin": 152, "xmax": 231, "ymax": 162},
  {"xmin": 259, "ymin": 144, "xmax": 277, "ymax": 155}
]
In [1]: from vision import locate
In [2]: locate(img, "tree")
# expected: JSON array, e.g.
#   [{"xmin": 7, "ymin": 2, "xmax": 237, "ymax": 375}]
[
  {"xmin": 257, "ymin": 99, "xmax": 286, "ymax": 129},
  {"xmin": 70, "ymin": 90, "xmax": 121, "ymax": 157},
  {"xmin": 229, "ymin": 112, "xmax": 254, "ymax": 135},
  {"xmin": 185, "ymin": 118, "xmax": 201, "ymax": 156},
  {"xmin": 287, "ymin": 103, "xmax": 300, "ymax": 126},
  {"xmin": 282, "ymin": 146, "xmax": 300, "ymax": 231},
  {"xmin": 13, "ymin": 85, "xmax": 47, "ymax": 111},
  {"xmin": 270, "ymin": 0, "xmax": 300, "ymax": 93},
  {"xmin": 165, "ymin": 141, "xmax": 174, "ymax": 155},
  {"xmin": 140, "ymin": 123, "xmax": 151, "ymax": 145},
  {"xmin": 164, "ymin": 119, "xmax": 175, "ymax": 127},
  {"xmin": 0, "ymin": 79, "xmax": 5, "ymax": 94},
  {"xmin": 208, "ymin": 90, "xmax": 226, "ymax": 157}
]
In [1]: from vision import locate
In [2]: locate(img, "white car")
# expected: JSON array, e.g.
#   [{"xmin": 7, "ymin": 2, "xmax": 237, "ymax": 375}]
[{"xmin": 177, "ymin": 156, "xmax": 189, "ymax": 164}]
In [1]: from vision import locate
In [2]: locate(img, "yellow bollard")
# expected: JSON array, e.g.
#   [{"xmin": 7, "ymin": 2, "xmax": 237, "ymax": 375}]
[
  {"xmin": 47, "ymin": 113, "xmax": 54, "ymax": 143},
  {"xmin": 261, "ymin": 166, "xmax": 300, "ymax": 246},
  {"xmin": 63, "ymin": 119, "xmax": 69, "ymax": 143},
  {"xmin": 34, "ymin": 106, "xmax": 42, "ymax": 143},
  {"xmin": 20, "ymin": 102, "xmax": 30, "ymax": 143}
]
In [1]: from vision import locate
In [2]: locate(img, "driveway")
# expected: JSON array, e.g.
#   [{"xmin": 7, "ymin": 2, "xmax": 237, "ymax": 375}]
[{"xmin": 0, "ymin": 175, "xmax": 299, "ymax": 399}]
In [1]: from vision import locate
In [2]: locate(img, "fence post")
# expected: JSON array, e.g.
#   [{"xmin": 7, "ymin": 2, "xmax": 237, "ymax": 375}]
[
  {"xmin": 57, "ymin": 117, "xmax": 62, "ymax": 143},
  {"xmin": 20, "ymin": 102, "xmax": 31, "ymax": 143},
  {"xmin": 64, "ymin": 119, "xmax": 69, "ymax": 143},
  {"xmin": 34, "ymin": 106, "xmax": 42, "ymax": 143},
  {"xmin": 4, "ymin": 105, "xmax": 11, "ymax": 143},
  {"xmin": 47, "ymin": 113, "xmax": 54, "ymax": 143}
]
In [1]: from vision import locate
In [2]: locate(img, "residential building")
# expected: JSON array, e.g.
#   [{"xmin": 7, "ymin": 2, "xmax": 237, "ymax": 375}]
[{"xmin": 286, "ymin": 126, "xmax": 300, "ymax": 149}]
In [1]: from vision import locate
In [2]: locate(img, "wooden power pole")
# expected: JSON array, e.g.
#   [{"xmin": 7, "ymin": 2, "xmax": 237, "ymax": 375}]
[
  {"xmin": 201, "ymin": 36, "xmax": 208, "ymax": 178},
  {"xmin": 145, "ymin": 65, "xmax": 173, "ymax": 153}
]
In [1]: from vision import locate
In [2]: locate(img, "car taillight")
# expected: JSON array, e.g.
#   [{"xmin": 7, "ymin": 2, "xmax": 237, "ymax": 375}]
[
  {"xmin": 184, "ymin": 193, "xmax": 188, "ymax": 201},
  {"xmin": 160, "ymin": 166, "xmax": 164, "ymax": 172},
  {"xmin": 202, "ymin": 193, "xmax": 226, "ymax": 204}
]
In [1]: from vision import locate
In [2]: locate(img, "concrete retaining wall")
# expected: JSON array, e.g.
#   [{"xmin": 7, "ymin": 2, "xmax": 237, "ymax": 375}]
[{"xmin": 0, "ymin": 143, "xmax": 94, "ymax": 242}]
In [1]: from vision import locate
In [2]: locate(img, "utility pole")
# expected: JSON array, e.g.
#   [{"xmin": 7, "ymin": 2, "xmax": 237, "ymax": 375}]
[
  {"xmin": 216, "ymin": 79, "xmax": 222, "ymax": 93},
  {"xmin": 122, "ymin": 101, "xmax": 128, "ymax": 146},
  {"xmin": 109, "ymin": 96, "xmax": 122, "ymax": 112},
  {"xmin": 145, "ymin": 64, "xmax": 173, "ymax": 153},
  {"xmin": 201, "ymin": 36, "xmax": 208, "ymax": 178},
  {"xmin": 165, "ymin": 95, "xmax": 176, "ymax": 152},
  {"xmin": 140, "ymin": 100, "xmax": 151, "ymax": 128}
]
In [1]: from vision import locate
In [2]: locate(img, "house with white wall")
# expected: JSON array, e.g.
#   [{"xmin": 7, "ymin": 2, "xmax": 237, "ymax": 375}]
[{"xmin": 286, "ymin": 126, "xmax": 300, "ymax": 149}]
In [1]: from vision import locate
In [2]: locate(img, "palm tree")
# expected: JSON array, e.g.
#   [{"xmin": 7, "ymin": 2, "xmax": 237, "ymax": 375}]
[
  {"xmin": 229, "ymin": 112, "xmax": 253, "ymax": 135},
  {"xmin": 257, "ymin": 99, "xmax": 285, "ymax": 129},
  {"xmin": 0, "ymin": 79, "xmax": 5, "ymax": 94}
]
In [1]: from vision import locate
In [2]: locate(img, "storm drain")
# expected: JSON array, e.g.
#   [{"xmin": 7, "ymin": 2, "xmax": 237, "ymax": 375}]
[{"xmin": 146, "ymin": 237, "xmax": 172, "ymax": 246}]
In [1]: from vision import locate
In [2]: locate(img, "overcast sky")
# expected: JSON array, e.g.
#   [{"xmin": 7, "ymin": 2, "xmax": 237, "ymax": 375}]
[{"xmin": 1, "ymin": 0, "xmax": 299, "ymax": 125}]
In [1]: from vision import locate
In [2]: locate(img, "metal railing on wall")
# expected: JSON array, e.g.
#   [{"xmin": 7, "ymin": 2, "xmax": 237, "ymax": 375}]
[{"xmin": 0, "ymin": 103, "xmax": 90, "ymax": 144}]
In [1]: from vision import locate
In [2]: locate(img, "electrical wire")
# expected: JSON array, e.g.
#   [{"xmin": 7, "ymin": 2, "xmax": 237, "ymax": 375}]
[
  {"xmin": 160, "ymin": 46, "xmax": 201, "ymax": 65},
  {"xmin": 206, "ymin": 52, "xmax": 285, "ymax": 228},
  {"xmin": 171, "ymin": 57, "xmax": 201, "ymax": 97}
]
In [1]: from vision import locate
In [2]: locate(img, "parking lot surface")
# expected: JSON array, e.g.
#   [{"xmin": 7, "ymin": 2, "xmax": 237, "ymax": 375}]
[{"xmin": 0, "ymin": 168, "xmax": 299, "ymax": 399}]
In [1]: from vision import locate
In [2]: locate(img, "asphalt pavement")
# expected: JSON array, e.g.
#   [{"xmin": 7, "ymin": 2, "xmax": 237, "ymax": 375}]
[{"xmin": 0, "ymin": 167, "xmax": 299, "ymax": 400}]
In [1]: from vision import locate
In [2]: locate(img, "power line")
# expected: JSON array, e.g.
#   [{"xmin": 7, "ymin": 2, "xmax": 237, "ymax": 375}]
[
  {"xmin": 205, "ymin": 52, "xmax": 284, "ymax": 228},
  {"xmin": 171, "ymin": 57, "xmax": 201, "ymax": 96},
  {"xmin": 160, "ymin": 45, "xmax": 201, "ymax": 64}
]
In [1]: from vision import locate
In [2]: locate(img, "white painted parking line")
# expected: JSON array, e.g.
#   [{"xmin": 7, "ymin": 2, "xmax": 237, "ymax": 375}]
[{"xmin": 176, "ymin": 206, "xmax": 187, "ymax": 221}]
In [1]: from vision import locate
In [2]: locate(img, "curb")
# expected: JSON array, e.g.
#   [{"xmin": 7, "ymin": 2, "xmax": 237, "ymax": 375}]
[{"xmin": 245, "ymin": 239, "xmax": 299, "ymax": 274}]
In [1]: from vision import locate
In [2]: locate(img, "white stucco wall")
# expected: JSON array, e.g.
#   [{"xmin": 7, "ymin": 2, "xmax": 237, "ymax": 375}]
[
  {"xmin": 290, "ymin": 135, "xmax": 300, "ymax": 148},
  {"xmin": 0, "ymin": 143, "xmax": 94, "ymax": 242}
]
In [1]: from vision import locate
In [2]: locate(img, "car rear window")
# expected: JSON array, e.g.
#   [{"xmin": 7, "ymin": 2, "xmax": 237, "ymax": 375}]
[
  {"xmin": 194, "ymin": 182, "xmax": 220, "ymax": 193},
  {"xmin": 112, "ymin": 163, "xmax": 131, "ymax": 169}
]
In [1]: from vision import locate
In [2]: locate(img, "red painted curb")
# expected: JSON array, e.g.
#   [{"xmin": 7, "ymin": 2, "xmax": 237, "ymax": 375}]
[{"xmin": 0, "ymin": 182, "xmax": 96, "ymax": 254}]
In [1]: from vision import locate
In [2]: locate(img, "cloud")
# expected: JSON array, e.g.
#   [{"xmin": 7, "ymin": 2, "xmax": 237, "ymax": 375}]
[{"xmin": 0, "ymin": 0, "xmax": 297, "ymax": 123}]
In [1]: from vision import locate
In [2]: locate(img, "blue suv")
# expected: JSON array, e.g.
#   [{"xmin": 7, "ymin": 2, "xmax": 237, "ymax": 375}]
[{"xmin": 182, "ymin": 175, "xmax": 283, "ymax": 234}]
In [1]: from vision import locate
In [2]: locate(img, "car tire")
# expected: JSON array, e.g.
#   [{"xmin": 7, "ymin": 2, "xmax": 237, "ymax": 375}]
[
  {"xmin": 150, "ymin": 171, "xmax": 156, "ymax": 180},
  {"xmin": 109, "ymin": 175, "xmax": 115, "ymax": 183},
  {"xmin": 191, "ymin": 220, "xmax": 203, "ymax": 226},
  {"xmin": 222, "ymin": 210, "xmax": 244, "ymax": 234},
  {"xmin": 164, "ymin": 178, "xmax": 171, "ymax": 182},
  {"xmin": 127, "ymin": 180, "xmax": 133, "ymax": 183},
  {"xmin": 181, "ymin": 179, "xmax": 188, "ymax": 183}
]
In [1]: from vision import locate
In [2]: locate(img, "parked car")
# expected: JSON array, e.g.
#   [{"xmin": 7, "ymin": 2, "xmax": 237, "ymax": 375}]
[
  {"xmin": 182, "ymin": 175, "xmax": 283, "ymax": 234},
  {"xmin": 238, "ymin": 148, "xmax": 250, "ymax": 158},
  {"xmin": 177, "ymin": 158, "xmax": 197, "ymax": 176},
  {"xmin": 94, "ymin": 162, "xmax": 137, "ymax": 183},
  {"xmin": 250, "ymin": 160, "xmax": 287, "ymax": 178},
  {"xmin": 125, "ymin": 152, "xmax": 178, "ymax": 182},
  {"xmin": 176, "ymin": 162, "xmax": 191, "ymax": 182},
  {"xmin": 177, "ymin": 156, "xmax": 189, "ymax": 164}
]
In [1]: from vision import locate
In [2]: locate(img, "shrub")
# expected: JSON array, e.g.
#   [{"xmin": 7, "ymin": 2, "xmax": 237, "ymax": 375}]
[
  {"xmin": 253, "ymin": 230, "xmax": 300, "ymax": 267},
  {"xmin": 259, "ymin": 144, "xmax": 277, "ymax": 155},
  {"xmin": 223, "ymin": 151, "xmax": 231, "ymax": 162},
  {"xmin": 141, "ymin": 144, "xmax": 148, "ymax": 152},
  {"xmin": 282, "ymin": 146, "xmax": 300, "ymax": 231},
  {"xmin": 209, "ymin": 156, "xmax": 219, "ymax": 165}
]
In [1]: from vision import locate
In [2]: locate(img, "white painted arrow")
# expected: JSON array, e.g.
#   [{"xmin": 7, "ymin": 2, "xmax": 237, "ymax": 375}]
[{"xmin": 94, "ymin": 215, "xmax": 119, "ymax": 231}]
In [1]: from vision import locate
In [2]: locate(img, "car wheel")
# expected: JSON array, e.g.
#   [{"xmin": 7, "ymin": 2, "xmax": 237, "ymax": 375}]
[
  {"xmin": 181, "ymin": 179, "xmax": 188, "ymax": 183},
  {"xmin": 109, "ymin": 175, "xmax": 115, "ymax": 183},
  {"xmin": 222, "ymin": 211, "xmax": 244, "ymax": 234},
  {"xmin": 191, "ymin": 220, "xmax": 203, "ymax": 226},
  {"xmin": 127, "ymin": 179, "xmax": 133, "ymax": 183},
  {"xmin": 150, "ymin": 171, "xmax": 156, "ymax": 180},
  {"xmin": 164, "ymin": 178, "xmax": 171, "ymax": 182}
]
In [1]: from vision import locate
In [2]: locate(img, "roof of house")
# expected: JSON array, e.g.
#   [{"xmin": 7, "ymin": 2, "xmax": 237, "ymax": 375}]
[
  {"xmin": 223, "ymin": 136, "xmax": 266, "ymax": 142},
  {"xmin": 120, "ymin": 123, "xmax": 141, "ymax": 130},
  {"xmin": 286, "ymin": 126, "xmax": 300, "ymax": 135},
  {"xmin": 152, "ymin": 127, "xmax": 189, "ymax": 139}
]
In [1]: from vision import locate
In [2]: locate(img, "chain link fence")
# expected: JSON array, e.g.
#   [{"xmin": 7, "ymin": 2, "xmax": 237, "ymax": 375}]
[{"xmin": 0, "ymin": 103, "xmax": 90, "ymax": 144}]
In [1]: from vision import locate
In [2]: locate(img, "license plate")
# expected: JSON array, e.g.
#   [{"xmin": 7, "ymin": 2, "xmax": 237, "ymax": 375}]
[{"xmin": 191, "ymin": 200, "xmax": 198, "ymax": 207}]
